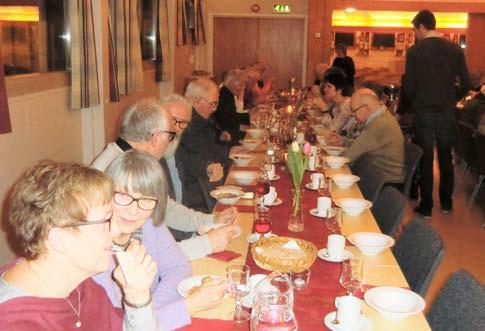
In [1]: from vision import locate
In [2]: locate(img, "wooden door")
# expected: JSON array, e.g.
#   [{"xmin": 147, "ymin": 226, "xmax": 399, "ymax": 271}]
[{"xmin": 212, "ymin": 17, "xmax": 305, "ymax": 89}]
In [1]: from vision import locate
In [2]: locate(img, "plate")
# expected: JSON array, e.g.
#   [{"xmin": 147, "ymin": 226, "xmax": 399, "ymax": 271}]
[
  {"xmin": 256, "ymin": 197, "xmax": 283, "ymax": 206},
  {"xmin": 247, "ymin": 232, "xmax": 277, "ymax": 244},
  {"xmin": 323, "ymin": 311, "xmax": 372, "ymax": 331},
  {"xmin": 317, "ymin": 248, "xmax": 354, "ymax": 262},
  {"xmin": 305, "ymin": 183, "xmax": 318, "ymax": 191},
  {"xmin": 177, "ymin": 275, "xmax": 223, "ymax": 298},
  {"xmin": 269, "ymin": 174, "xmax": 280, "ymax": 181},
  {"xmin": 309, "ymin": 208, "xmax": 327, "ymax": 218}
]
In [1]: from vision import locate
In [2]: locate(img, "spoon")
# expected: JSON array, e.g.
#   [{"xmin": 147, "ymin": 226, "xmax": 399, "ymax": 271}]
[{"xmin": 332, "ymin": 312, "xmax": 339, "ymax": 325}]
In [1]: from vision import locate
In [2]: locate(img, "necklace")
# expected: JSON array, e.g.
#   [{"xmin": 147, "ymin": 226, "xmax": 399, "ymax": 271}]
[{"xmin": 27, "ymin": 262, "xmax": 82, "ymax": 328}]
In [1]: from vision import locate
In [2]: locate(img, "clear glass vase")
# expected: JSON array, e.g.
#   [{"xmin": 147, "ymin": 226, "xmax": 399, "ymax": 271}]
[{"xmin": 288, "ymin": 187, "xmax": 304, "ymax": 232}]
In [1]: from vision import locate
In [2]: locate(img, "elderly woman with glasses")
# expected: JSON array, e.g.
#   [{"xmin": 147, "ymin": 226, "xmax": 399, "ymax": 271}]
[
  {"xmin": 0, "ymin": 160, "xmax": 159, "ymax": 330},
  {"xmin": 93, "ymin": 150, "xmax": 226, "ymax": 330}
]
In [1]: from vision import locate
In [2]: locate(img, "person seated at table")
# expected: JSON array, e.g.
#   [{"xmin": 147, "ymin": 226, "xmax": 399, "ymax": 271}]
[
  {"xmin": 321, "ymin": 67, "xmax": 354, "ymax": 133},
  {"xmin": 215, "ymin": 69, "xmax": 251, "ymax": 144},
  {"xmin": 341, "ymin": 88, "xmax": 405, "ymax": 183},
  {"xmin": 94, "ymin": 150, "xmax": 227, "ymax": 330},
  {"xmin": 250, "ymin": 61, "xmax": 274, "ymax": 91},
  {"xmin": 0, "ymin": 160, "xmax": 159, "ymax": 330},
  {"xmin": 461, "ymin": 83, "xmax": 485, "ymax": 133},
  {"xmin": 332, "ymin": 43, "xmax": 356, "ymax": 87},
  {"xmin": 243, "ymin": 68, "xmax": 271, "ymax": 109},
  {"xmin": 310, "ymin": 63, "xmax": 330, "ymax": 95},
  {"xmin": 91, "ymin": 98, "xmax": 237, "ymax": 260},
  {"xmin": 177, "ymin": 78, "xmax": 234, "ymax": 213}
]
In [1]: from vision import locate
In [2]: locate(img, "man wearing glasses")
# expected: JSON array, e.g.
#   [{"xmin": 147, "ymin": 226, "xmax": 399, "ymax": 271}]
[
  {"xmin": 340, "ymin": 88, "xmax": 405, "ymax": 184},
  {"xmin": 92, "ymin": 97, "xmax": 237, "ymax": 261}
]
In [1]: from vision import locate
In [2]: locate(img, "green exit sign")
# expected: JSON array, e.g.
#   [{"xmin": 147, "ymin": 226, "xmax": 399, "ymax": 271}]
[{"xmin": 273, "ymin": 4, "xmax": 291, "ymax": 13}]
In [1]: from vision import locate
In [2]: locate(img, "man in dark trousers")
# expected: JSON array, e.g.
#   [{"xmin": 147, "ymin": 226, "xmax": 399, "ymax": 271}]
[{"xmin": 403, "ymin": 10, "xmax": 471, "ymax": 219}]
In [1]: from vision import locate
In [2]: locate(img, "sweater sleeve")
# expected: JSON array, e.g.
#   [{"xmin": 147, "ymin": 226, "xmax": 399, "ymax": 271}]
[
  {"xmin": 456, "ymin": 50, "xmax": 472, "ymax": 100},
  {"xmin": 151, "ymin": 224, "xmax": 192, "ymax": 330},
  {"xmin": 403, "ymin": 48, "xmax": 417, "ymax": 101},
  {"xmin": 163, "ymin": 198, "xmax": 214, "ymax": 232},
  {"xmin": 343, "ymin": 119, "xmax": 390, "ymax": 162},
  {"xmin": 178, "ymin": 235, "xmax": 213, "ymax": 261}
]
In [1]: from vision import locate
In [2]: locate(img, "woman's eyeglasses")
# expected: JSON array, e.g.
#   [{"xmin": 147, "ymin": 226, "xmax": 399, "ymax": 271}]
[{"xmin": 113, "ymin": 191, "xmax": 158, "ymax": 211}]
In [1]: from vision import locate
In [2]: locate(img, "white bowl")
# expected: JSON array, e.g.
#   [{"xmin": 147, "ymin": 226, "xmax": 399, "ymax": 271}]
[
  {"xmin": 210, "ymin": 189, "xmax": 244, "ymax": 205},
  {"xmin": 364, "ymin": 286, "xmax": 425, "ymax": 320},
  {"xmin": 347, "ymin": 232, "xmax": 394, "ymax": 255},
  {"xmin": 240, "ymin": 139, "xmax": 259, "ymax": 150},
  {"xmin": 325, "ymin": 156, "xmax": 350, "ymax": 169},
  {"xmin": 232, "ymin": 171, "xmax": 258, "ymax": 185},
  {"xmin": 230, "ymin": 153, "xmax": 254, "ymax": 166},
  {"xmin": 331, "ymin": 174, "xmax": 360, "ymax": 189},
  {"xmin": 323, "ymin": 146, "xmax": 346, "ymax": 156},
  {"xmin": 336, "ymin": 198, "xmax": 372, "ymax": 216},
  {"xmin": 246, "ymin": 128, "xmax": 265, "ymax": 139}
]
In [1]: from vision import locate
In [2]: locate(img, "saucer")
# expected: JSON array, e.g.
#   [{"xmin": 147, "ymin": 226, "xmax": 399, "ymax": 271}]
[
  {"xmin": 269, "ymin": 175, "xmax": 280, "ymax": 181},
  {"xmin": 246, "ymin": 232, "xmax": 277, "ymax": 244},
  {"xmin": 317, "ymin": 248, "xmax": 354, "ymax": 262},
  {"xmin": 305, "ymin": 183, "xmax": 318, "ymax": 190},
  {"xmin": 256, "ymin": 197, "xmax": 283, "ymax": 206},
  {"xmin": 323, "ymin": 311, "xmax": 372, "ymax": 331},
  {"xmin": 309, "ymin": 208, "xmax": 327, "ymax": 218}
]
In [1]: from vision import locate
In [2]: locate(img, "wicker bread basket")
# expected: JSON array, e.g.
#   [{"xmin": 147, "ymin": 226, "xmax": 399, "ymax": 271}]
[{"xmin": 251, "ymin": 236, "xmax": 317, "ymax": 273}]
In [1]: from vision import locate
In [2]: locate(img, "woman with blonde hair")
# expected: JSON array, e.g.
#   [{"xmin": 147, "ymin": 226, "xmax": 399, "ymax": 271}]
[{"xmin": 0, "ymin": 160, "xmax": 158, "ymax": 330}]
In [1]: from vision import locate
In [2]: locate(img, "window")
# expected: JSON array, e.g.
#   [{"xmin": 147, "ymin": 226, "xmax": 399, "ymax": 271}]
[
  {"xmin": 335, "ymin": 32, "xmax": 354, "ymax": 47},
  {"xmin": 0, "ymin": 1, "xmax": 69, "ymax": 76},
  {"xmin": 372, "ymin": 33, "xmax": 395, "ymax": 48}
]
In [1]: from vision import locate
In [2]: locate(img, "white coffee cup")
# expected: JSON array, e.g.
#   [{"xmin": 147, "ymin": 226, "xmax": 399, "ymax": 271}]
[
  {"xmin": 335, "ymin": 295, "xmax": 362, "ymax": 329},
  {"xmin": 263, "ymin": 186, "xmax": 277, "ymax": 204},
  {"xmin": 266, "ymin": 165, "xmax": 275, "ymax": 180},
  {"xmin": 317, "ymin": 196, "xmax": 332, "ymax": 215},
  {"xmin": 327, "ymin": 234, "xmax": 346, "ymax": 260},
  {"xmin": 296, "ymin": 132, "xmax": 305, "ymax": 144},
  {"xmin": 311, "ymin": 173, "xmax": 324, "ymax": 189}
]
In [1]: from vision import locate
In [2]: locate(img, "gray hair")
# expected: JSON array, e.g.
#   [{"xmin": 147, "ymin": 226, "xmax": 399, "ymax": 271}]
[
  {"xmin": 119, "ymin": 98, "xmax": 169, "ymax": 143},
  {"xmin": 184, "ymin": 78, "xmax": 218, "ymax": 101},
  {"xmin": 161, "ymin": 93, "xmax": 193, "ymax": 121},
  {"xmin": 224, "ymin": 68, "xmax": 246, "ymax": 87},
  {"xmin": 106, "ymin": 150, "xmax": 167, "ymax": 226}
]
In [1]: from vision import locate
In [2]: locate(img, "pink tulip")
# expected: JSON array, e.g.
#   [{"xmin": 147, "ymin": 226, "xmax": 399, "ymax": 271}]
[{"xmin": 302, "ymin": 142, "xmax": 311, "ymax": 155}]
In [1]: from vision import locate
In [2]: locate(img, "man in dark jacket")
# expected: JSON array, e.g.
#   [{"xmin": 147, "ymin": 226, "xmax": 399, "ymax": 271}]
[
  {"xmin": 215, "ymin": 69, "xmax": 250, "ymax": 144},
  {"xmin": 332, "ymin": 44, "xmax": 355, "ymax": 87},
  {"xmin": 403, "ymin": 9, "xmax": 471, "ymax": 219}
]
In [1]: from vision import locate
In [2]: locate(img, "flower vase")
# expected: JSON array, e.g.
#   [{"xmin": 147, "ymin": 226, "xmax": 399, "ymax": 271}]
[{"xmin": 288, "ymin": 187, "xmax": 304, "ymax": 232}]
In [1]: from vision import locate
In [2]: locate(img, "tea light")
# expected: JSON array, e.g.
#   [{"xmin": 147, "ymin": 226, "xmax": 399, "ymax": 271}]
[{"xmin": 294, "ymin": 278, "xmax": 306, "ymax": 287}]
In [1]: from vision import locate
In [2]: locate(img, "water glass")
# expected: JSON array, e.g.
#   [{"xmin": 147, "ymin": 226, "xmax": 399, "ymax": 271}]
[
  {"xmin": 325, "ymin": 207, "xmax": 343, "ymax": 234},
  {"xmin": 339, "ymin": 259, "xmax": 364, "ymax": 295},
  {"xmin": 227, "ymin": 264, "xmax": 251, "ymax": 322},
  {"xmin": 318, "ymin": 177, "xmax": 332, "ymax": 197}
]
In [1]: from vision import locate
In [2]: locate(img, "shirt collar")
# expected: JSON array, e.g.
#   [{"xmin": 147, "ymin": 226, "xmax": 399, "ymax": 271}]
[{"xmin": 365, "ymin": 107, "xmax": 383, "ymax": 126}]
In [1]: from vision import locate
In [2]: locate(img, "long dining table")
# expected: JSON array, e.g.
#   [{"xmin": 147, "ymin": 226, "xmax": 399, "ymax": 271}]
[{"xmin": 178, "ymin": 143, "xmax": 432, "ymax": 331}]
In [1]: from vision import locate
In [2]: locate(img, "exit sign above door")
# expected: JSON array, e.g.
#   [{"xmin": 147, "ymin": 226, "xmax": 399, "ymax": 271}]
[{"xmin": 273, "ymin": 4, "xmax": 291, "ymax": 14}]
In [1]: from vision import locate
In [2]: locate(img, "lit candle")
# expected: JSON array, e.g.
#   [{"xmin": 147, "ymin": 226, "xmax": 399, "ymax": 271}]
[{"xmin": 294, "ymin": 278, "xmax": 305, "ymax": 287}]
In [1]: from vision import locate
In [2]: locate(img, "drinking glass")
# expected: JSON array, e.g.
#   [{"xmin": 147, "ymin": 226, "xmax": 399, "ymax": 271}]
[
  {"xmin": 254, "ymin": 205, "xmax": 272, "ymax": 235},
  {"xmin": 227, "ymin": 264, "xmax": 251, "ymax": 322},
  {"xmin": 318, "ymin": 177, "xmax": 332, "ymax": 197},
  {"xmin": 255, "ymin": 174, "xmax": 270, "ymax": 208},
  {"xmin": 325, "ymin": 207, "xmax": 343, "ymax": 234},
  {"xmin": 339, "ymin": 259, "xmax": 364, "ymax": 295}
]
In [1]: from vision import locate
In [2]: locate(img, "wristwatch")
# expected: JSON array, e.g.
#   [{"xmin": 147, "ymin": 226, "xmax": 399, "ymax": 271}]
[{"xmin": 124, "ymin": 295, "xmax": 152, "ymax": 309}]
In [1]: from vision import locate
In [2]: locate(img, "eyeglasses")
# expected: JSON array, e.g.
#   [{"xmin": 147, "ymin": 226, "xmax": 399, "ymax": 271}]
[
  {"xmin": 62, "ymin": 216, "xmax": 112, "ymax": 228},
  {"xmin": 114, "ymin": 191, "xmax": 158, "ymax": 211},
  {"xmin": 350, "ymin": 104, "xmax": 368, "ymax": 114},
  {"xmin": 173, "ymin": 117, "xmax": 189, "ymax": 129},
  {"xmin": 200, "ymin": 97, "xmax": 219, "ymax": 108},
  {"xmin": 153, "ymin": 130, "xmax": 177, "ymax": 142}
]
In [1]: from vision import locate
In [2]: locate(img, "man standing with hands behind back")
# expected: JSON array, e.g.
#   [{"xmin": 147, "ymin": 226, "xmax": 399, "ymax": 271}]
[{"xmin": 403, "ymin": 9, "xmax": 471, "ymax": 219}]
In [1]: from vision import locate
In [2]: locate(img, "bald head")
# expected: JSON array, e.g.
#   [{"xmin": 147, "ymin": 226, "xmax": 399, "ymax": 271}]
[{"xmin": 350, "ymin": 88, "xmax": 381, "ymax": 123}]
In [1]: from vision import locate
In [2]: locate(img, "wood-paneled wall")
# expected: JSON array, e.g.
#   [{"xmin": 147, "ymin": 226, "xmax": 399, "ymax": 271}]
[{"xmin": 466, "ymin": 13, "xmax": 485, "ymax": 79}]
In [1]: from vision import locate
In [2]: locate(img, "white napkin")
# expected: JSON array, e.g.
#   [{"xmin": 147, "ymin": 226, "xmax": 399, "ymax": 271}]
[{"xmin": 282, "ymin": 239, "xmax": 302, "ymax": 251}]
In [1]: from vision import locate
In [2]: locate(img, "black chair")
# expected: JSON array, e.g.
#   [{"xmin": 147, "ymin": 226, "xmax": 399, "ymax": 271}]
[
  {"xmin": 427, "ymin": 270, "xmax": 485, "ymax": 331},
  {"xmin": 350, "ymin": 154, "xmax": 385, "ymax": 204},
  {"xmin": 392, "ymin": 219, "xmax": 445, "ymax": 296},
  {"xmin": 371, "ymin": 186, "xmax": 405, "ymax": 236},
  {"xmin": 402, "ymin": 141, "xmax": 422, "ymax": 198},
  {"xmin": 454, "ymin": 121, "xmax": 476, "ymax": 196},
  {"xmin": 468, "ymin": 130, "xmax": 485, "ymax": 210}
]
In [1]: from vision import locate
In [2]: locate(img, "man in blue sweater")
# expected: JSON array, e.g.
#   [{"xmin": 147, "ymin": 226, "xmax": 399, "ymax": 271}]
[{"xmin": 403, "ymin": 10, "xmax": 471, "ymax": 219}]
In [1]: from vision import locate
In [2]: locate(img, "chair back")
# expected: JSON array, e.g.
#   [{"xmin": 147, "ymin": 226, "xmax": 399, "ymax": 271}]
[
  {"xmin": 350, "ymin": 154, "xmax": 385, "ymax": 204},
  {"xmin": 371, "ymin": 186, "xmax": 405, "ymax": 236},
  {"xmin": 427, "ymin": 270, "xmax": 485, "ymax": 331},
  {"xmin": 474, "ymin": 130, "xmax": 485, "ymax": 176},
  {"xmin": 392, "ymin": 219, "xmax": 445, "ymax": 296},
  {"xmin": 403, "ymin": 141, "xmax": 422, "ymax": 198},
  {"xmin": 456, "ymin": 121, "xmax": 477, "ymax": 166}
]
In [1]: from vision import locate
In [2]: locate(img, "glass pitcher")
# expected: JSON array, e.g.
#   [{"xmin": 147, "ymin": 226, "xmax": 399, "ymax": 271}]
[{"xmin": 250, "ymin": 272, "xmax": 298, "ymax": 331}]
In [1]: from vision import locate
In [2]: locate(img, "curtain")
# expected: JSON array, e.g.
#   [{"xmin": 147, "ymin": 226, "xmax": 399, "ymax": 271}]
[
  {"xmin": 69, "ymin": 0, "xmax": 100, "ymax": 109},
  {"xmin": 177, "ymin": 0, "xmax": 205, "ymax": 46},
  {"xmin": 109, "ymin": 0, "xmax": 143, "ymax": 96},
  {"xmin": 0, "ymin": 42, "xmax": 12, "ymax": 134},
  {"xmin": 155, "ymin": 0, "xmax": 171, "ymax": 82}
]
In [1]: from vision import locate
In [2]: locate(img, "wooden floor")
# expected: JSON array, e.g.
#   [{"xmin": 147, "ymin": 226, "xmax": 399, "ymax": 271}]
[{"xmin": 401, "ymin": 159, "xmax": 485, "ymax": 311}]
